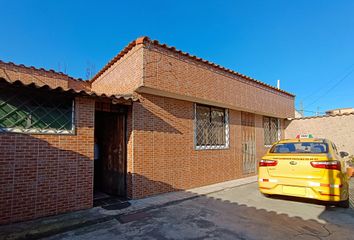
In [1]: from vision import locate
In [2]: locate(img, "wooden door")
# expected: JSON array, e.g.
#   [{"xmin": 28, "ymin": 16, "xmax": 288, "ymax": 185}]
[
  {"xmin": 241, "ymin": 112, "xmax": 256, "ymax": 174},
  {"xmin": 96, "ymin": 112, "xmax": 126, "ymax": 196}
]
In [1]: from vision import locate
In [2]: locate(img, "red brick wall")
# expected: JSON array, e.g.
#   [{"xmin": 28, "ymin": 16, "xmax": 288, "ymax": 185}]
[
  {"xmin": 255, "ymin": 115, "xmax": 268, "ymax": 160},
  {"xmin": 91, "ymin": 45, "xmax": 144, "ymax": 95},
  {"xmin": 126, "ymin": 107, "xmax": 134, "ymax": 199},
  {"xmin": 129, "ymin": 93, "xmax": 275, "ymax": 199},
  {"xmin": 140, "ymin": 45, "xmax": 294, "ymax": 119},
  {"xmin": 0, "ymin": 97, "xmax": 95, "ymax": 225}
]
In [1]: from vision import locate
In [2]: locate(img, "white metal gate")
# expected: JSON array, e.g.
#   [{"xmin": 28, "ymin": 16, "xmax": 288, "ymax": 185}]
[{"xmin": 241, "ymin": 112, "xmax": 256, "ymax": 174}]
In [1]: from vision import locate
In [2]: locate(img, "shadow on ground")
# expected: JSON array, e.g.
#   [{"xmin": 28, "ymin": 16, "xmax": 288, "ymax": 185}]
[
  {"xmin": 0, "ymin": 176, "xmax": 353, "ymax": 240},
  {"xmin": 40, "ymin": 177, "xmax": 354, "ymax": 240}
]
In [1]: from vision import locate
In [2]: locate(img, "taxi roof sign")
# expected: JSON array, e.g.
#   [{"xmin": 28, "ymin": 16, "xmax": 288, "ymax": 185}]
[{"xmin": 296, "ymin": 134, "xmax": 314, "ymax": 139}]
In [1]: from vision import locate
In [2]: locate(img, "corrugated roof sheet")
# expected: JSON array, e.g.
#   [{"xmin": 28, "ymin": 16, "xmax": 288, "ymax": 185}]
[
  {"xmin": 0, "ymin": 60, "xmax": 137, "ymax": 102},
  {"xmin": 0, "ymin": 59, "xmax": 85, "ymax": 82},
  {"xmin": 0, "ymin": 77, "xmax": 137, "ymax": 102}
]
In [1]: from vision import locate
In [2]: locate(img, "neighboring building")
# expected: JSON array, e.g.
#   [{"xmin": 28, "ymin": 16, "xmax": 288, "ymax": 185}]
[
  {"xmin": 294, "ymin": 109, "xmax": 304, "ymax": 118},
  {"xmin": 325, "ymin": 108, "xmax": 354, "ymax": 115},
  {"xmin": 0, "ymin": 37, "xmax": 295, "ymax": 224},
  {"xmin": 285, "ymin": 112, "xmax": 354, "ymax": 156}
]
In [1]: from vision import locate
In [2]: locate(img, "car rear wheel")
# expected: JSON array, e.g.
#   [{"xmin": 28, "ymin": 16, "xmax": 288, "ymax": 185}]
[{"xmin": 337, "ymin": 198, "xmax": 350, "ymax": 208}]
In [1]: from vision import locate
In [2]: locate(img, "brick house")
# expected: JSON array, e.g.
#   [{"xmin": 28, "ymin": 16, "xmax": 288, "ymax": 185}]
[{"xmin": 0, "ymin": 37, "xmax": 295, "ymax": 224}]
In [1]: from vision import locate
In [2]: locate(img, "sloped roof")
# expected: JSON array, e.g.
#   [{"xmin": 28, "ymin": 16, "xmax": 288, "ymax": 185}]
[
  {"xmin": 91, "ymin": 36, "xmax": 295, "ymax": 97},
  {"xmin": 0, "ymin": 77, "xmax": 136, "ymax": 102},
  {"xmin": 0, "ymin": 59, "xmax": 85, "ymax": 82},
  {"xmin": 0, "ymin": 60, "xmax": 137, "ymax": 102},
  {"xmin": 293, "ymin": 112, "xmax": 354, "ymax": 120}
]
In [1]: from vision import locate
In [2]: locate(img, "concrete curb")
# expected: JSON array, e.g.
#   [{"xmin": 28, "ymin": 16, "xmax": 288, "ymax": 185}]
[
  {"xmin": 98, "ymin": 176, "xmax": 258, "ymax": 216},
  {"xmin": 98, "ymin": 176, "xmax": 258, "ymax": 218},
  {"xmin": 0, "ymin": 176, "xmax": 257, "ymax": 240}
]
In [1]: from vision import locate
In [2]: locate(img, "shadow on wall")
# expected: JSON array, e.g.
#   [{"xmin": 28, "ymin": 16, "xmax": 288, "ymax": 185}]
[
  {"xmin": 133, "ymin": 101, "xmax": 182, "ymax": 134},
  {"xmin": 133, "ymin": 94, "xmax": 197, "ymax": 134},
  {"xmin": 0, "ymin": 132, "xmax": 93, "ymax": 225},
  {"xmin": 127, "ymin": 173, "xmax": 180, "ymax": 199}
]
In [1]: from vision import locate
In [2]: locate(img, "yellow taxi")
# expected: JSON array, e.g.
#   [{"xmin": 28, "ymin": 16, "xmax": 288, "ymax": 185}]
[{"xmin": 258, "ymin": 134, "xmax": 350, "ymax": 207}]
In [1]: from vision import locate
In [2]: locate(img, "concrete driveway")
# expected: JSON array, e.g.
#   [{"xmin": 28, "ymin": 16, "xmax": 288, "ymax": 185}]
[{"xmin": 46, "ymin": 182, "xmax": 354, "ymax": 240}]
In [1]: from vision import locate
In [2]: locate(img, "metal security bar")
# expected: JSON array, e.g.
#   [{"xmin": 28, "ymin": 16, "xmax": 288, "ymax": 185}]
[
  {"xmin": 195, "ymin": 104, "xmax": 229, "ymax": 150},
  {"xmin": 0, "ymin": 86, "xmax": 75, "ymax": 134},
  {"xmin": 263, "ymin": 116, "xmax": 280, "ymax": 146},
  {"xmin": 242, "ymin": 112, "xmax": 256, "ymax": 174}
]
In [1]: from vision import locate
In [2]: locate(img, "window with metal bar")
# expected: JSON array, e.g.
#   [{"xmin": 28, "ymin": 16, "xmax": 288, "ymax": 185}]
[
  {"xmin": 0, "ymin": 87, "xmax": 75, "ymax": 134},
  {"xmin": 263, "ymin": 116, "xmax": 280, "ymax": 146},
  {"xmin": 195, "ymin": 104, "xmax": 229, "ymax": 149}
]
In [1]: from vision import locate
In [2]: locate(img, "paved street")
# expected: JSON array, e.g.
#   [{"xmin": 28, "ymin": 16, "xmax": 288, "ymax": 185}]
[{"xmin": 46, "ymin": 182, "xmax": 354, "ymax": 240}]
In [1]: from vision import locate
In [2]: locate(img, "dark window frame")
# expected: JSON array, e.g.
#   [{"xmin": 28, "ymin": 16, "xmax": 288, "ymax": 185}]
[
  {"xmin": 194, "ymin": 103, "xmax": 229, "ymax": 150},
  {"xmin": 263, "ymin": 116, "xmax": 280, "ymax": 146}
]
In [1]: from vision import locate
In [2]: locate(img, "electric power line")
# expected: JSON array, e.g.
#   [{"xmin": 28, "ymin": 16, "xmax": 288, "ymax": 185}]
[
  {"xmin": 305, "ymin": 67, "xmax": 354, "ymax": 108},
  {"xmin": 301, "ymin": 63, "xmax": 354, "ymax": 101}
]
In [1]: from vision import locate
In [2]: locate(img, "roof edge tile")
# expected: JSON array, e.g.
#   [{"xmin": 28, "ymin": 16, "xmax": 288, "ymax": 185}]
[
  {"xmin": 90, "ymin": 37, "xmax": 295, "ymax": 97},
  {"xmin": 292, "ymin": 112, "xmax": 354, "ymax": 120},
  {"xmin": 0, "ymin": 77, "xmax": 137, "ymax": 102},
  {"xmin": 135, "ymin": 36, "xmax": 149, "ymax": 45},
  {"xmin": 0, "ymin": 60, "xmax": 85, "ymax": 82}
]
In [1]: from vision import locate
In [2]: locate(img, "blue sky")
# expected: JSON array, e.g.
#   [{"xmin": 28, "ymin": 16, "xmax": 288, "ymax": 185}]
[{"xmin": 1, "ymin": 0, "xmax": 354, "ymax": 115}]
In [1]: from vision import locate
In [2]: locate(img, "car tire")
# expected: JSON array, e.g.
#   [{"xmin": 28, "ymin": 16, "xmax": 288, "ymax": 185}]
[{"xmin": 337, "ymin": 198, "xmax": 350, "ymax": 208}]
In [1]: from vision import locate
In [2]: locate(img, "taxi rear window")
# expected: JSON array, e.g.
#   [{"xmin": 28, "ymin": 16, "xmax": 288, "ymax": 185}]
[{"xmin": 270, "ymin": 142, "xmax": 329, "ymax": 154}]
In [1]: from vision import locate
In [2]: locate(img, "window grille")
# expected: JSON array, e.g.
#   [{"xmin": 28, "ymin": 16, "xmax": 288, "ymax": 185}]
[
  {"xmin": 241, "ymin": 112, "xmax": 256, "ymax": 174},
  {"xmin": 0, "ymin": 87, "xmax": 75, "ymax": 134},
  {"xmin": 263, "ymin": 116, "xmax": 280, "ymax": 146},
  {"xmin": 195, "ymin": 104, "xmax": 229, "ymax": 149}
]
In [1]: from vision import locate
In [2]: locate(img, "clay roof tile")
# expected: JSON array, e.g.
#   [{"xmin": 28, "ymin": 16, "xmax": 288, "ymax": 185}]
[{"xmin": 90, "ymin": 37, "xmax": 295, "ymax": 97}]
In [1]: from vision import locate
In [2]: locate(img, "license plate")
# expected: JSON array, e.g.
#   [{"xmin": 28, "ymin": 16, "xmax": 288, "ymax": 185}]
[{"xmin": 282, "ymin": 186, "xmax": 306, "ymax": 196}]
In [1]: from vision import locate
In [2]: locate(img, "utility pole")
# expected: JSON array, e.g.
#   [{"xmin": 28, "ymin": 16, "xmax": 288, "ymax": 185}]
[
  {"xmin": 299, "ymin": 101, "xmax": 304, "ymax": 117},
  {"xmin": 86, "ymin": 61, "xmax": 96, "ymax": 80}
]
